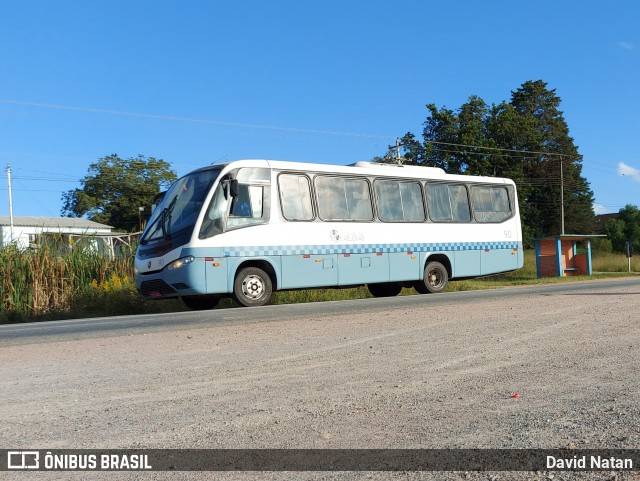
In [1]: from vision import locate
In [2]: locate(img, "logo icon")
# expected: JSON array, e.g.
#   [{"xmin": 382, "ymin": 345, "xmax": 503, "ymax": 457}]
[{"xmin": 7, "ymin": 451, "xmax": 39, "ymax": 470}]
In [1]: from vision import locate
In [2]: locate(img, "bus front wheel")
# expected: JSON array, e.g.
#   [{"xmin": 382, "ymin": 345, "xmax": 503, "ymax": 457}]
[
  {"xmin": 234, "ymin": 267, "xmax": 273, "ymax": 307},
  {"xmin": 416, "ymin": 261, "xmax": 448, "ymax": 294}
]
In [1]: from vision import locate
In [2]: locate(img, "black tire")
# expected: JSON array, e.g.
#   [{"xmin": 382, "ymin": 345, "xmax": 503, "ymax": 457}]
[
  {"xmin": 367, "ymin": 282, "xmax": 402, "ymax": 298},
  {"xmin": 181, "ymin": 295, "xmax": 220, "ymax": 310},
  {"xmin": 413, "ymin": 281, "xmax": 429, "ymax": 294},
  {"xmin": 233, "ymin": 267, "xmax": 273, "ymax": 307},
  {"xmin": 417, "ymin": 261, "xmax": 448, "ymax": 293}
]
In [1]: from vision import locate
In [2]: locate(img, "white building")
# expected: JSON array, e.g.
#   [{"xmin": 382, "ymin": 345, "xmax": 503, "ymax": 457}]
[{"xmin": 0, "ymin": 216, "xmax": 115, "ymax": 253}]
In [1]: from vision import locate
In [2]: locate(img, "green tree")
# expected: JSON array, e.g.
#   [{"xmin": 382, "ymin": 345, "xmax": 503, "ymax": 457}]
[
  {"xmin": 508, "ymin": 80, "xmax": 594, "ymax": 238},
  {"xmin": 62, "ymin": 154, "xmax": 177, "ymax": 231},
  {"xmin": 602, "ymin": 205, "xmax": 640, "ymax": 253}
]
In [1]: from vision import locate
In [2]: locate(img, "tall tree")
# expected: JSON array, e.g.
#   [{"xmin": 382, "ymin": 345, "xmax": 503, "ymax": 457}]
[
  {"xmin": 508, "ymin": 80, "xmax": 594, "ymax": 238},
  {"xmin": 62, "ymin": 154, "xmax": 177, "ymax": 231}
]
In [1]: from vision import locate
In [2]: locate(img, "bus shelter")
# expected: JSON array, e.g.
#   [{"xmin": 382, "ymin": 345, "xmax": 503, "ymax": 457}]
[{"xmin": 534, "ymin": 235, "xmax": 606, "ymax": 278}]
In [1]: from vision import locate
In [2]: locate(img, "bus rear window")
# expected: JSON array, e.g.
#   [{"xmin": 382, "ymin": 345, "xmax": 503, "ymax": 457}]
[{"xmin": 472, "ymin": 186, "xmax": 512, "ymax": 223}]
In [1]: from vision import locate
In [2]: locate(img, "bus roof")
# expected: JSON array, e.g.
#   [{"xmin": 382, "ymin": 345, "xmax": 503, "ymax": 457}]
[{"xmin": 199, "ymin": 159, "xmax": 514, "ymax": 184}]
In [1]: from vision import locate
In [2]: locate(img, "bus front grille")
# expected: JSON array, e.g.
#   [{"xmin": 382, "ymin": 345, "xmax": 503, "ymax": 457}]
[{"xmin": 140, "ymin": 279, "xmax": 177, "ymax": 298}]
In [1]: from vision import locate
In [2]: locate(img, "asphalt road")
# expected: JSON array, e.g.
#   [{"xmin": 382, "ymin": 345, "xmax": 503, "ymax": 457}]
[{"xmin": 1, "ymin": 277, "xmax": 639, "ymax": 345}]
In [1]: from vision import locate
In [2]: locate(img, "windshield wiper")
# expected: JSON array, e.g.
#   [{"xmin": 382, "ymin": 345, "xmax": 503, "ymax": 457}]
[{"xmin": 161, "ymin": 195, "xmax": 178, "ymax": 239}]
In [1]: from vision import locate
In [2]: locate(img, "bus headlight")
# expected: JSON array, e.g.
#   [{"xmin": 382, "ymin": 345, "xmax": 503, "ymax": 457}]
[{"xmin": 165, "ymin": 255, "xmax": 195, "ymax": 271}]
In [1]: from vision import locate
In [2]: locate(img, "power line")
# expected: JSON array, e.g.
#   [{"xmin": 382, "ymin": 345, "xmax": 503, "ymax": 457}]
[
  {"xmin": 14, "ymin": 167, "xmax": 81, "ymax": 180},
  {"xmin": 407, "ymin": 140, "xmax": 574, "ymax": 159},
  {"xmin": 0, "ymin": 98, "xmax": 390, "ymax": 140},
  {"xmin": 12, "ymin": 176, "xmax": 79, "ymax": 182},
  {"xmin": 389, "ymin": 143, "xmax": 582, "ymax": 168}
]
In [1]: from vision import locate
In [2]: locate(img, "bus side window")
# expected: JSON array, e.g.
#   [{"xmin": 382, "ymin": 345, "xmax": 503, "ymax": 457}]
[
  {"xmin": 278, "ymin": 173, "xmax": 314, "ymax": 221},
  {"xmin": 375, "ymin": 180, "xmax": 424, "ymax": 222},
  {"xmin": 427, "ymin": 184, "xmax": 451, "ymax": 222},
  {"xmin": 427, "ymin": 183, "xmax": 470, "ymax": 222},
  {"xmin": 230, "ymin": 184, "xmax": 252, "ymax": 217},
  {"xmin": 344, "ymin": 178, "xmax": 373, "ymax": 221},
  {"xmin": 227, "ymin": 167, "xmax": 270, "ymax": 229},
  {"xmin": 451, "ymin": 185, "xmax": 471, "ymax": 222},
  {"xmin": 247, "ymin": 185, "xmax": 264, "ymax": 218},
  {"xmin": 315, "ymin": 176, "xmax": 372, "ymax": 221},
  {"xmin": 316, "ymin": 176, "xmax": 348, "ymax": 220},
  {"xmin": 228, "ymin": 184, "xmax": 265, "ymax": 228}
]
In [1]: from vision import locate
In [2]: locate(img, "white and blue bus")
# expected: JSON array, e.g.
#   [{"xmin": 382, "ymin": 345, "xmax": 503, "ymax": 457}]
[{"xmin": 134, "ymin": 160, "xmax": 523, "ymax": 309}]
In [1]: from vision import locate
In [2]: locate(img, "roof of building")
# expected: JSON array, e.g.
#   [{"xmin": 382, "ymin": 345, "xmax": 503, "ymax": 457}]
[
  {"xmin": 535, "ymin": 234, "xmax": 607, "ymax": 241},
  {"xmin": 0, "ymin": 216, "xmax": 113, "ymax": 230}
]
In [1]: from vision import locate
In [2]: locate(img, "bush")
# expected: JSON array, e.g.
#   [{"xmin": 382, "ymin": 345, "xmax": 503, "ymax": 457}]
[{"xmin": 591, "ymin": 237, "xmax": 612, "ymax": 253}]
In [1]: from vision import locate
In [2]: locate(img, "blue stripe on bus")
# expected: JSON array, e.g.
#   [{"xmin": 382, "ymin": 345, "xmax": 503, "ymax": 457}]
[{"xmin": 223, "ymin": 241, "xmax": 519, "ymax": 257}]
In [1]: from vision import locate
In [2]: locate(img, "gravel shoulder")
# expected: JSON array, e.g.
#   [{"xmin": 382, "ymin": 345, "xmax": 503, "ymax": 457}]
[{"xmin": 1, "ymin": 280, "xmax": 639, "ymax": 481}]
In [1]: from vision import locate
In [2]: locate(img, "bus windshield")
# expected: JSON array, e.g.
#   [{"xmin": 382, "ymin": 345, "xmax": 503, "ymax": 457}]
[{"xmin": 141, "ymin": 168, "xmax": 221, "ymax": 244}]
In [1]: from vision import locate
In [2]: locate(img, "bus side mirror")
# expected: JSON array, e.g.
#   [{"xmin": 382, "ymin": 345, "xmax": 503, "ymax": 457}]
[{"xmin": 230, "ymin": 179, "xmax": 239, "ymax": 198}]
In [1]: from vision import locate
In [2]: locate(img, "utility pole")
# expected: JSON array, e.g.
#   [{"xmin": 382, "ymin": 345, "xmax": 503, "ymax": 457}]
[
  {"xmin": 559, "ymin": 156, "xmax": 565, "ymax": 235},
  {"xmin": 396, "ymin": 138, "xmax": 403, "ymax": 165},
  {"xmin": 6, "ymin": 164, "xmax": 14, "ymax": 243}
]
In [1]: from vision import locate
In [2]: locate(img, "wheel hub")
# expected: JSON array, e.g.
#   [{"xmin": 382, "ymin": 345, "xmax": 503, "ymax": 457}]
[{"xmin": 242, "ymin": 275, "xmax": 264, "ymax": 299}]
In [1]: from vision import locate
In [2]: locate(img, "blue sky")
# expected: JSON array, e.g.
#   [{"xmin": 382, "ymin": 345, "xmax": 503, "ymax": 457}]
[{"xmin": 0, "ymin": 0, "xmax": 638, "ymax": 218}]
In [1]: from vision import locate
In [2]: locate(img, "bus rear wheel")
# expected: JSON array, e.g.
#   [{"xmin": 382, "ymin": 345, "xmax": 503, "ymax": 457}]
[
  {"xmin": 367, "ymin": 282, "xmax": 402, "ymax": 298},
  {"xmin": 181, "ymin": 295, "xmax": 220, "ymax": 310},
  {"xmin": 234, "ymin": 267, "xmax": 273, "ymax": 307},
  {"xmin": 416, "ymin": 261, "xmax": 448, "ymax": 294}
]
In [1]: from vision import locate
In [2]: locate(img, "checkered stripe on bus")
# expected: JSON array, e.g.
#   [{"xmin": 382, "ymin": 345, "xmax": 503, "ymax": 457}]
[{"xmin": 223, "ymin": 241, "xmax": 519, "ymax": 257}]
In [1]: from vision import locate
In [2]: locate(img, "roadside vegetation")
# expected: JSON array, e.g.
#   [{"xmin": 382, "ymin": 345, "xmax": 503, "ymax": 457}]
[
  {"xmin": 1, "ymin": 245, "xmax": 638, "ymax": 324},
  {"xmin": 0, "ymin": 243, "xmax": 182, "ymax": 324}
]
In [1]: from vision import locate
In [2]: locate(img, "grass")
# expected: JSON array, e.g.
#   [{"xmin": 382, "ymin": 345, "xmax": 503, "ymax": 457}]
[
  {"xmin": 592, "ymin": 251, "xmax": 640, "ymax": 273},
  {"xmin": 1, "ymin": 245, "xmax": 638, "ymax": 324}
]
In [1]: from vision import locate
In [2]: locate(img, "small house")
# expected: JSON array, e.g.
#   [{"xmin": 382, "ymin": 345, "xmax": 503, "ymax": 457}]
[{"xmin": 0, "ymin": 216, "xmax": 115, "ymax": 254}]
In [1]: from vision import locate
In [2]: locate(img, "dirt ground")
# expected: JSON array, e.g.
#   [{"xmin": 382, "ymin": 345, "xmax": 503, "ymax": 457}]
[{"xmin": 1, "ymin": 280, "xmax": 639, "ymax": 480}]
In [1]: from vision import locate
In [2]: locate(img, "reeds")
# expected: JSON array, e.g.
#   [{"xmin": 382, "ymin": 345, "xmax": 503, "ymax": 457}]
[{"xmin": 0, "ymin": 241, "xmax": 133, "ymax": 322}]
